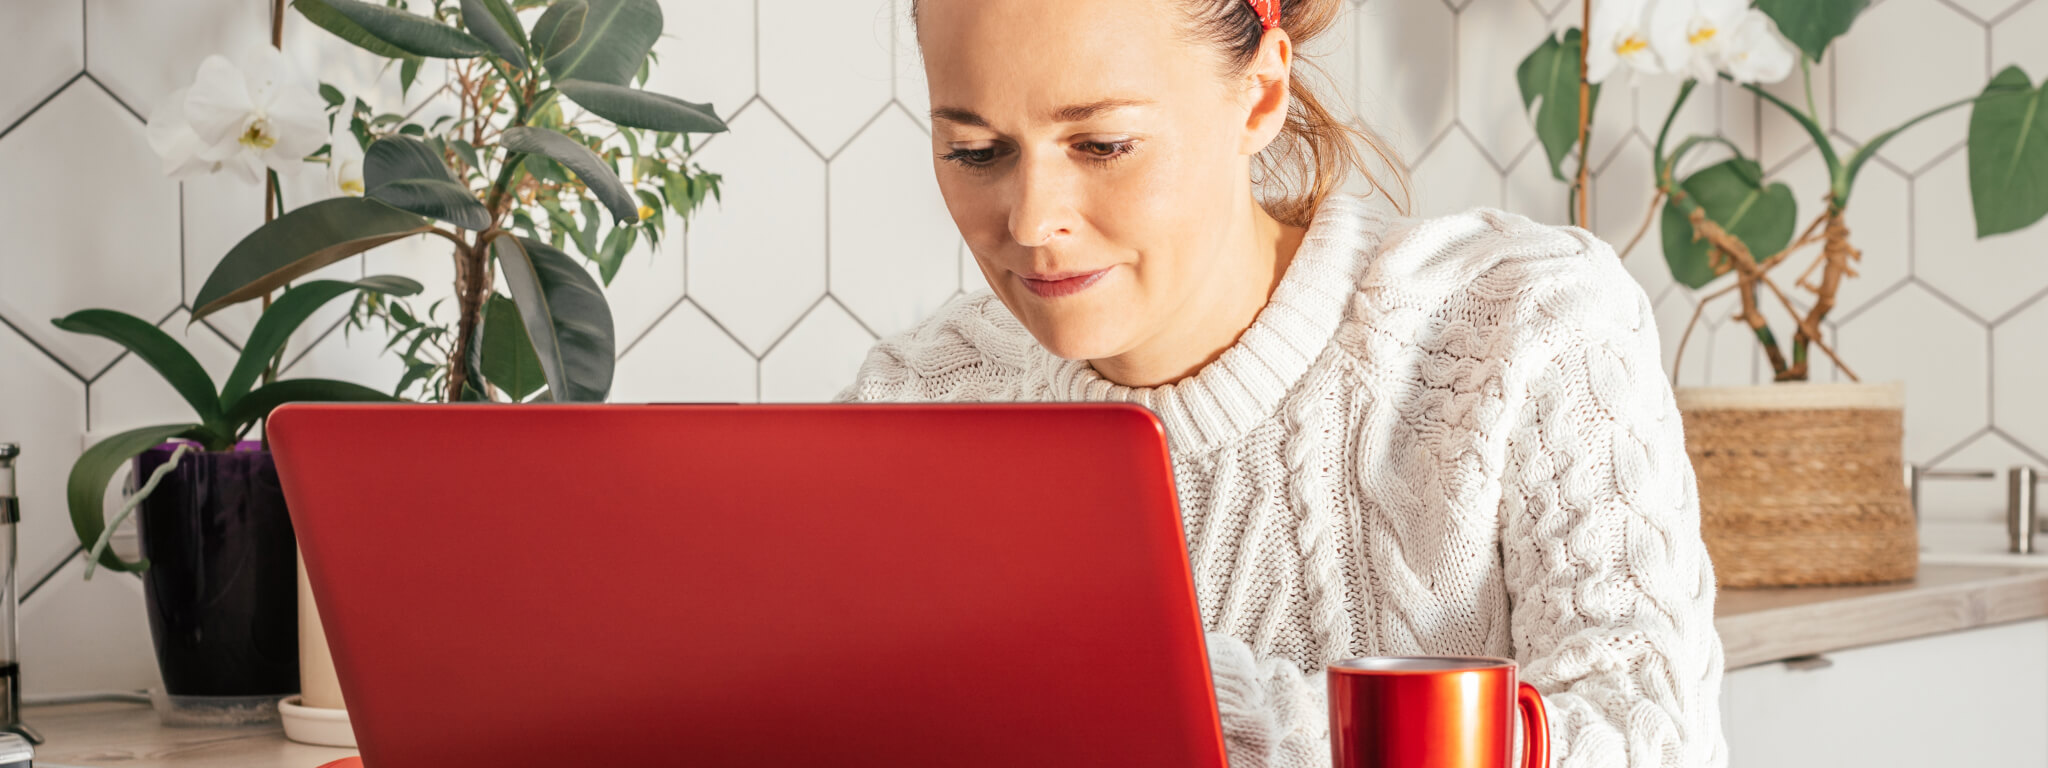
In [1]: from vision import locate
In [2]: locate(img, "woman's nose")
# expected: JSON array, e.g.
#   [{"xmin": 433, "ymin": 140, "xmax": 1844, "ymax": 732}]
[{"xmin": 1007, "ymin": 156, "xmax": 1076, "ymax": 248}]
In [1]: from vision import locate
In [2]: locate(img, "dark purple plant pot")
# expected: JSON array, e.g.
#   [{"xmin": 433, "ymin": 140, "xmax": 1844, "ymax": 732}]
[{"xmin": 131, "ymin": 440, "xmax": 299, "ymax": 697}]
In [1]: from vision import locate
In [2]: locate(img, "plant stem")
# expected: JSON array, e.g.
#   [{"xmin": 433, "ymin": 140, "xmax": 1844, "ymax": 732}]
[
  {"xmin": 261, "ymin": 0, "xmax": 285, "ymax": 451},
  {"xmin": 1574, "ymin": 0, "xmax": 1592, "ymax": 228},
  {"xmin": 1801, "ymin": 57, "xmax": 1819, "ymax": 123}
]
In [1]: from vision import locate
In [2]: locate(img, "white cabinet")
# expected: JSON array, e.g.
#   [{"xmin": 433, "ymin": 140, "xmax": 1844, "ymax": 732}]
[{"xmin": 1720, "ymin": 618, "xmax": 2048, "ymax": 766}]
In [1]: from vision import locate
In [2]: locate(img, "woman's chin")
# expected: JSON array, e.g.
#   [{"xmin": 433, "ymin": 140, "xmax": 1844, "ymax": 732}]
[{"xmin": 998, "ymin": 292, "xmax": 1134, "ymax": 363}]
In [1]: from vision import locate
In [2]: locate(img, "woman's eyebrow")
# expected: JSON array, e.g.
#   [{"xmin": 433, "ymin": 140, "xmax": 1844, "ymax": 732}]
[{"xmin": 929, "ymin": 98, "xmax": 1156, "ymax": 128}]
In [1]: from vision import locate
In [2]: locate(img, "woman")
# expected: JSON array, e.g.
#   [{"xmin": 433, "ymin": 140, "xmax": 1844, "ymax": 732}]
[{"xmin": 836, "ymin": 0, "xmax": 1726, "ymax": 765}]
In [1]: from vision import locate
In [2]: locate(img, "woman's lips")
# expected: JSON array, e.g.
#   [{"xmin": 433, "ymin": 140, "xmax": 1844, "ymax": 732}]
[{"xmin": 1018, "ymin": 268, "xmax": 1112, "ymax": 298}]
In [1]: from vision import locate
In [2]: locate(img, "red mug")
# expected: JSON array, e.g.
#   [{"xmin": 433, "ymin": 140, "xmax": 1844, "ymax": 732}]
[{"xmin": 1327, "ymin": 656, "xmax": 1549, "ymax": 768}]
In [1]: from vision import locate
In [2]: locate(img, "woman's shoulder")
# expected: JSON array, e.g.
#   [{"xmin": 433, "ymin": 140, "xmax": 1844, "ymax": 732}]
[
  {"xmin": 1329, "ymin": 204, "xmax": 1655, "ymax": 368},
  {"xmin": 833, "ymin": 291, "xmax": 1038, "ymax": 402},
  {"xmin": 1357, "ymin": 205, "xmax": 1648, "ymax": 329}
]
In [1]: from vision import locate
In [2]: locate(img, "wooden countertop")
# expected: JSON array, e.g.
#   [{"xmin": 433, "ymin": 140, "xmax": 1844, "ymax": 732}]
[
  {"xmin": 27, "ymin": 700, "xmax": 353, "ymax": 768},
  {"xmin": 1714, "ymin": 562, "xmax": 2048, "ymax": 669},
  {"xmin": 26, "ymin": 562, "xmax": 2048, "ymax": 765}
]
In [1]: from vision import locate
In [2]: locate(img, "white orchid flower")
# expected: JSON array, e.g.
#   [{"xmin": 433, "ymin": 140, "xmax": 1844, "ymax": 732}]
[
  {"xmin": 149, "ymin": 46, "xmax": 328, "ymax": 184},
  {"xmin": 1587, "ymin": 0, "xmax": 1662, "ymax": 83},
  {"xmin": 146, "ymin": 88, "xmax": 226, "ymax": 179},
  {"xmin": 1651, "ymin": 0, "xmax": 1748, "ymax": 82},
  {"xmin": 327, "ymin": 118, "xmax": 366, "ymax": 197},
  {"xmin": 1718, "ymin": 10, "xmax": 1796, "ymax": 84}
]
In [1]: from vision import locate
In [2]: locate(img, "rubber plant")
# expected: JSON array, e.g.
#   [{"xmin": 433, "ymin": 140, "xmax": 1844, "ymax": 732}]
[
  {"xmin": 54, "ymin": 277, "xmax": 424, "ymax": 577},
  {"xmin": 1518, "ymin": 0, "xmax": 2048, "ymax": 382},
  {"xmin": 196, "ymin": 0, "xmax": 728, "ymax": 404}
]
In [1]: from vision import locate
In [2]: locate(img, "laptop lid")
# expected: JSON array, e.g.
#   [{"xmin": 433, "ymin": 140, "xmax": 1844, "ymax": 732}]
[{"xmin": 268, "ymin": 403, "xmax": 1227, "ymax": 767}]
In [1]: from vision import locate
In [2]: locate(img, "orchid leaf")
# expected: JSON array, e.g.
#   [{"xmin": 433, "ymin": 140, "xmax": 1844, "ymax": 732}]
[
  {"xmin": 67, "ymin": 424, "xmax": 205, "ymax": 574},
  {"xmin": 51, "ymin": 311, "xmax": 223, "ymax": 428}
]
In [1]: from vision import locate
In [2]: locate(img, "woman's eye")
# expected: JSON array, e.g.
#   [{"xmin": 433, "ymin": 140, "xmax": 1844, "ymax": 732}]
[
  {"xmin": 941, "ymin": 147, "xmax": 1003, "ymax": 167},
  {"xmin": 1076, "ymin": 140, "xmax": 1136, "ymax": 161}
]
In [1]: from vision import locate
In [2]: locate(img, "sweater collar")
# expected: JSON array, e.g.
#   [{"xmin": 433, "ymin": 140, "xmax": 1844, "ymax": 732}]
[{"xmin": 1037, "ymin": 194, "xmax": 1389, "ymax": 453}]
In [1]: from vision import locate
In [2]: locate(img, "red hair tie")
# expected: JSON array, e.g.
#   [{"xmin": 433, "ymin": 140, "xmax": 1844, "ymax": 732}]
[{"xmin": 1246, "ymin": 0, "xmax": 1279, "ymax": 30}]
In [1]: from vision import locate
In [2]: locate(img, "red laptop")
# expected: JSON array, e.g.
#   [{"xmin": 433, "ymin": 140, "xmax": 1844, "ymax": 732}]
[{"xmin": 267, "ymin": 403, "xmax": 1227, "ymax": 767}]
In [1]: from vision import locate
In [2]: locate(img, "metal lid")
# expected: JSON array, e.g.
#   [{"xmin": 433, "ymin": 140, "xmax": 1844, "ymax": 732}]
[
  {"xmin": 0, "ymin": 444, "xmax": 16, "ymax": 460},
  {"xmin": 0, "ymin": 731, "xmax": 31, "ymax": 763}
]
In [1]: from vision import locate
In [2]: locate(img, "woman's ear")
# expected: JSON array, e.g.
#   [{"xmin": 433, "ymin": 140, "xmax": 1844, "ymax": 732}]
[{"xmin": 1238, "ymin": 29, "xmax": 1293, "ymax": 156}]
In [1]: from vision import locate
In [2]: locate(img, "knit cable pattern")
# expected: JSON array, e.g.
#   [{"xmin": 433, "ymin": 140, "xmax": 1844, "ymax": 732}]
[{"xmin": 835, "ymin": 196, "xmax": 1727, "ymax": 768}]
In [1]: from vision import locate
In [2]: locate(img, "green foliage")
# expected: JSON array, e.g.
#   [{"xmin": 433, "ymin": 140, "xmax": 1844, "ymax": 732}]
[
  {"xmin": 461, "ymin": 0, "xmax": 529, "ymax": 69},
  {"xmin": 1970, "ymin": 67, "xmax": 2048, "ymax": 238},
  {"xmin": 202, "ymin": 0, "xmax": 726, "ymax": 407},
  {"xmin": 191, "ymin": 197, "xmax": 431, "ymax": 320},
  {"xmin": 539, "ymin": 0, "xmax": 661, "ymax": 86},
  {"xmin": 364, "ymin": 135, "xmax": 493, "ymax": 230},
  {"xmin": 479, "ymin": 294, "xmax": 547, "ymax": 401},
  {"xmin": 556, "ymin": 79, "xmax": 727, "ymax": 134},
  {"xmin": 1517, "ymin": 28, "xmax": 1597, "ymax": 182},
  {"xmin": 487, "ymin": 234, "xmax": 616, "ymax": 402},
  {"xmin": 1660, "ymin": 159, "xmax": 1797, "ymax": 290},
  {"xmin": 501, "ymin": 126, "xmax": 639, "ymax": 223},
  {"xmin": 53, "ymin": 278, "xmax": 419, "ymax": 575},
  {"xmin": 296, "ymin": 0, "xmax": 489, "ymax": 59},
  {"xmin": 1754, "ymin": 0, "xmax": 1869, "ymax": 63}
]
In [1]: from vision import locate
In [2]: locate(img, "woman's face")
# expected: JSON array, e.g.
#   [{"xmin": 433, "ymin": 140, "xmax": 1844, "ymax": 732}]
[{"xmin": 917, "ymin": 0, "xmax": 1272, "ymax": 363}]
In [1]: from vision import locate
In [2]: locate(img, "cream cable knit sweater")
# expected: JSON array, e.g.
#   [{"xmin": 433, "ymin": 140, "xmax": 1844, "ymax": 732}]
[{"xmin": 834, "ymin": 195, "xmax": 1728, "ymax": 768}]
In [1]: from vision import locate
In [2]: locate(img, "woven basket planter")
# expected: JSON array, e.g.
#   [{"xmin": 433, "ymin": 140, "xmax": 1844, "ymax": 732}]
[{"xmin": 1675, "ymin": 382, "xmax": 1916, "ymax": 588}]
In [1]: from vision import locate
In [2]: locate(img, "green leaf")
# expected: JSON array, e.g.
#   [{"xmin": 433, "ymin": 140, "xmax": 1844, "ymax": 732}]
[
  {"xmin": 225, "ymin": 378, "xmax": 402, "ymax": 426},
  {"xmin": 1970, "ymin": 66, "xmax": 2048, "ymax": 238},
  {"xmin": 1756, "ymin": 0, "xmax": 1869, "ymax": 63},
  {"xmin": 1739, "ymin": 79, "xmax": 1843, "ymax": 189},
  {"xmin": 556, "ymin": 79, "xmax": 726, "ymax": 134},
  {"xmin": 500, "ymin": 126, "xmax": 638, "ymax": 223},
  {"xmin": 294, "ymin": 0, "xmax": 417, "ymax": 58},
  {"xmin": 222, "ymin": 276, "xmax": 424, "ymax": 414},
  {"xmin": 595, "ymin": 224, "xmax": 636, "ymax": 284},
  {"xmin": 294, "ymin": 0, "xmax": 490, "ymax": 59},
  {"xmin": 364, "ymin": 135, "xmax": 492, "ymax": 230},
  {"xmin": 525, "ymin": 154, "xmax": 569, "ymax": 184},
  {"xmin": 479, "ymin": 294, "xmax": 548, "ymax": 401},
  {"xmin": 487, "ymin": 233, "xmax": 616, "ymax": 402},
  {"xmin": 1517, "ymin": 29, "xmax": 1597, "ymax": 181},
  {"xmin": 319, "ymin": 83, "xmax": 345, "ymax": 107},
  {"xmin": 540, "ymin": 0, "xmax": 661, "ymax": 87},
  {"xmin": 530, "ymin": 0, "xmax": 587, "ymax": 59},
  {"xmin": 68, "ymin": 424, "xmax": 204, "ymax": 574},
  {"xmin": 192, "ymin": 197, "xmax": 433, "ymax": 319},
  {"xmin": 51, "ymin": 311, "xmax": 223, "ymax": 427},
  {"xmin": 461, "ymin": 0, "xmax": 529, "ymax": 69},
  {"xmin": 1660, "ymin": 158, "xmax": 1798, "ymax": 290},
  {"xmin": 1842, "ymin": 95, "xmax": 1973, "ymax": 203},
  {"xmin": 399, "ymin": 55, "xmax": 421, "ymax": 96}
]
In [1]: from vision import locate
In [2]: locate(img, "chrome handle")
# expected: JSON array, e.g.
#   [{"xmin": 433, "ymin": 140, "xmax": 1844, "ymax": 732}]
[
  {"xmin": 1781, "ymin": 654, "xmax": 1834, "ymax": 672},
  {"xmin": 2012, "ymin": 466, "xmax": 2038, "ymax": 555},
  {"xmin": 1904, "ymin": 464, "xmax": 1998, "ymax": 523}
]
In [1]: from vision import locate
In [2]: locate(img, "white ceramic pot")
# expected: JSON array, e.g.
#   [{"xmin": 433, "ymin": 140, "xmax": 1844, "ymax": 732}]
[{"xmin": 290, "ymin": 549, "xmax": 355, "ymax": 747}]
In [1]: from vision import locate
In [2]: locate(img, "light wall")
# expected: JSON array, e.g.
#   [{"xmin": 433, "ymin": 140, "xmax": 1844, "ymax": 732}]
[{"xmin": 1, "ymin": 0, "xmax": 2041, "ymax": 694}]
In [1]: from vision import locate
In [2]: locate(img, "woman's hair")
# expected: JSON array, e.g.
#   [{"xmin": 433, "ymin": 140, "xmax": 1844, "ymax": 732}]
[
  {"xmin": 1187, "ymin": 0, "xmax": 1412, "ymax": 225},
  {"xmin": 911, "ymin": 0, "xmax": 1413, "ymax": 226}
]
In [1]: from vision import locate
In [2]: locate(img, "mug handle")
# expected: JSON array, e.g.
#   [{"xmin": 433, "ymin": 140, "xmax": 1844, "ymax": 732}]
[{"xmin": 1517, "ymin": 682, "xmax": 1549, "ymax": 768}]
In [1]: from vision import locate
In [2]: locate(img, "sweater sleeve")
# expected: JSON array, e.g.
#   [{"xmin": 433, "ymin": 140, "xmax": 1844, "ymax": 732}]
[
  {"xmin": 1496, "ymin": 239, "xmax": 1728, "ymax": 767},
  {"xmin": 1205, "ymin": 631, "xmax": 1330, "ymax": 768}
]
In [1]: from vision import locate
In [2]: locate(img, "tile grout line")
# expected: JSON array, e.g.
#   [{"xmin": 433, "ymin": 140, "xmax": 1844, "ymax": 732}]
[
  {"xmin": 0, "ymin": 71, "xmax": 87, "ymax": 143},
  {"xmin": 0, "ymin": 314, "xmax": 88, "ymax": 383},
  {"xmin": 83, "ymin": 72, "xmax": 144, "ymax": 124}
]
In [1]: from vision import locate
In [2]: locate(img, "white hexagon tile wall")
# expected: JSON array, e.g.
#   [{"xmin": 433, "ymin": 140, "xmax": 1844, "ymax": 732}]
[{"xmin": 1, "ymin": 0, "xmax": 2043, "ymax": 695}]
